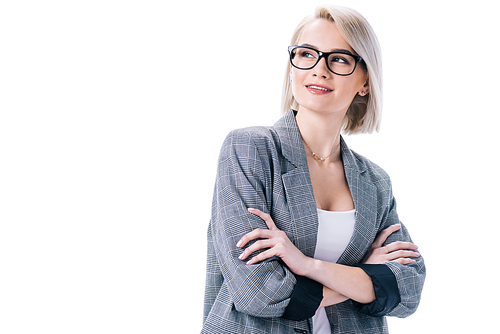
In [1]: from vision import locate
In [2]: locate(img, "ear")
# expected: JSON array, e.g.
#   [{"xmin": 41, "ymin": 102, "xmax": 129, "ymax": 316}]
[{"xmin": 359, "ymin": 78, "xmax": 370, "ymax": 96}]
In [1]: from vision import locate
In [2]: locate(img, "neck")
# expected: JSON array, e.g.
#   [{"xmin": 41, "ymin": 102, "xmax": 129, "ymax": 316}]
[{"xmin": 295, "ymin": 107, "xmax": 344, "ymax": 162}]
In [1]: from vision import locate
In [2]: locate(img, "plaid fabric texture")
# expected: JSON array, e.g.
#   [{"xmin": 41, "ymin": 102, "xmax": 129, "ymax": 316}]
[{"xmin": 201, "ymin": 110, "xmax": 425, "ymax": 334}]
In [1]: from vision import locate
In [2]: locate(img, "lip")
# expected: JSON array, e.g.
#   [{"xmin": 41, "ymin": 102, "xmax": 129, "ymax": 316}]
[{"xmin": 305, "ymin": 83, "xmax": 334, "ymax": 95}]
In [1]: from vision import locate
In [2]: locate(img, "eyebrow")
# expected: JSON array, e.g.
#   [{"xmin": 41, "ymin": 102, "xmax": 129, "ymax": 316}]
[{"xmin": 299, "ymin": 43, "xmax": 356, "ymax": 55}]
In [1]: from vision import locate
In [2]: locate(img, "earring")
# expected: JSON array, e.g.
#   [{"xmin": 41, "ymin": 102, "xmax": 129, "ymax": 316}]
[{"xmin": 360, "ymin": 91, "xmax": 365, "ymax": 96}]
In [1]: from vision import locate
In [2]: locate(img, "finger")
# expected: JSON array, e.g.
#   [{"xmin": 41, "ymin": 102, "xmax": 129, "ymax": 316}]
[
  {"xmin": 246, "ymin": 248, "xmax": 276, "ymax": 265},
  {"xmin": 238, "ymin": 239, "xmax": 275, "ymax": 261},
  {"xmin": 248, "ymin": 208, "xmax": 278, "ymax": 231},
  {"xmin": 237, "ymin": 228, "xmax": 275, "ymax": 248},
  {"xmin": 386, "ymin": 240, "xmax": 418, "ymax": 251},
  {"xmin": 372, "ymin": 224, "xmax": 401, "ymax": 248},
  {"xmin": 391, "ymin": 258, "xmax": 417, "ymax": 265},
  {"xmin": 387, "ymin": 250, "xmax": 420, "ymax": 262}
]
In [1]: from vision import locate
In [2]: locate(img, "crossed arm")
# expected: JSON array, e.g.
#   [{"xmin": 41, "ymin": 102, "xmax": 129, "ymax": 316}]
[{"xmin": 237, "ymin": 208, "xmax": 420, "ymax": 308}]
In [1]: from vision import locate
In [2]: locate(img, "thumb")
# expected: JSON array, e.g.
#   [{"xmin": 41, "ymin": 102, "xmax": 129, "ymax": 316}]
[{"xmin": 248, "ymin": 208, "xmax": 278, "ymax": 231}]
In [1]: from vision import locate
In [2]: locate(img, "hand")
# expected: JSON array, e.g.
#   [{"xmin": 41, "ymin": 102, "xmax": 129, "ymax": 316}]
[
  {"xmin": 236, "ymin": 208, "xmax": 312, "ymax": 276},
  {"xmin": 362, "ymin": 224, "xmax": 420, "ymax": 265}
]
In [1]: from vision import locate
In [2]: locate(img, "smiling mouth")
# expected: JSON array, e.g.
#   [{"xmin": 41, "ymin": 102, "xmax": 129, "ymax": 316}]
[{"xmin": 306, "ymin": 85, "xmax": 333, "ymax": 92}]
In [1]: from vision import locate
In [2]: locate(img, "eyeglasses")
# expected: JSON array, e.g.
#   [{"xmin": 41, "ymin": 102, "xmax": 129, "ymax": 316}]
[{"xmin": 288, "ymin": 46, "xmax": 364, "ymax": 76}]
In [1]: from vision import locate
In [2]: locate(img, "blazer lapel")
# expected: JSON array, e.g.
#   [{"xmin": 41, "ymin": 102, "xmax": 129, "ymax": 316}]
[
  {"xmin": 274, "ymin": 110, "xmax": 319, "ymax": 258},
  {"xmin": 337, "ymin": 141, "xmax": 378, "ymax": 265},
  {"xmin": 281, "ymin": 166, "xmax": 318, "ymax": 258}
]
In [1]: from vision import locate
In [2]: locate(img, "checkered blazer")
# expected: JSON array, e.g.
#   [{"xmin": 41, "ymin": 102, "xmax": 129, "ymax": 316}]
[{"xmin": 202, "ymin": 110, "xmax": 425, "ymax": 334}]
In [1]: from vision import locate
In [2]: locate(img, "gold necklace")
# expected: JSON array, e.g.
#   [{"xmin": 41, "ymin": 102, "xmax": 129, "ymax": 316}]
[{"xmin": 302, "ymin": 138, "xmax": 340, "ymax": 162}]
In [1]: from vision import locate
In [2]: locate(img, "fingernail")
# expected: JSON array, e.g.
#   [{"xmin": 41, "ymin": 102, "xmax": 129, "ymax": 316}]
[
  {"xmin": 236, "ymin": 239, "xmax": 242, "ymax": 248},
  {"xmin": 238, "ymin": 252, "xmax": 244, "ymax": 260},
  {"xmin": 246, "ymin": 260, "xmax": 252, "ymax": 265},
  {"xmin": 247, "ymin": 208, "xmax": 255, "ymax": 212}
]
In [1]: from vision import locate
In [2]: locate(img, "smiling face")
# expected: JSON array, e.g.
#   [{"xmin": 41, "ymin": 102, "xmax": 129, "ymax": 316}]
[{"xmin": 290, "ymin": 19, "xmax": 369, "ymax": 116}]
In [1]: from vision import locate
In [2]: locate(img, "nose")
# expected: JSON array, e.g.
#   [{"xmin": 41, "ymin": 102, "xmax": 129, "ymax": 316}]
[{"xmin": 312, "ymin": 56, "xmax": 331, "ymax": 79}]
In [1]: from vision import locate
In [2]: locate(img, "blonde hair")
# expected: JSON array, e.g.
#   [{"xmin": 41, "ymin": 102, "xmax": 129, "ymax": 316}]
[{"xmin": 281, "ymin": 5, "xmax": 383, "ymax": 134}]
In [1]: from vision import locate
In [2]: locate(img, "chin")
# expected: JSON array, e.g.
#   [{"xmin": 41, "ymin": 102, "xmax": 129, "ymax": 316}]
[
  {"xmin": 297, "ymin": 97, "xmax": 351, "ymax": 115},
  {"xmin": 298, "ymin": 103, "xmax": 340, "ymax": 115}
]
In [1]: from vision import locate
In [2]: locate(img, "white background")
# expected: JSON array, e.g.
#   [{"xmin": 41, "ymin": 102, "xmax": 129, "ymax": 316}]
[{"xmin": 1, "ymin": 0, "xmax": 499, "ymax": 333}]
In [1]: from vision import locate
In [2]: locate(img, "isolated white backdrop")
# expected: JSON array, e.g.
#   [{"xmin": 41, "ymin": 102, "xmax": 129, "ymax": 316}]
[{"xmin": 1, "ymin": 0, "xmax": 498, "ymax": 333}]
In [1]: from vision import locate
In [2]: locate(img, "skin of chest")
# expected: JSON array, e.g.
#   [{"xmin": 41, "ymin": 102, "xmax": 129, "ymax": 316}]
[{"xmin": 307, "ymin": 157, "xmax": 355, "ymax": 211}]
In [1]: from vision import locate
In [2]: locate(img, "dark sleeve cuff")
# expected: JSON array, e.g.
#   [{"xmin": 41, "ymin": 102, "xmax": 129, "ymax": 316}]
[
  {"xmin": 353, "ymin": 264, "xmax": 401, "ymax": 317},
  {"xmin": 282, "ymin": 275, "xmax": 323, "ymax": 321}
]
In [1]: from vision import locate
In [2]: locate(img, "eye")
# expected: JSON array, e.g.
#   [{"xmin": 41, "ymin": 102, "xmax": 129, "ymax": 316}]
[
  {"xmin": 330, "ymin": 55, "xmax": 350, "ymax": 65},
  {"xmin": 299, "ymin": 51, "xmax": 316, "ymax": 59}
]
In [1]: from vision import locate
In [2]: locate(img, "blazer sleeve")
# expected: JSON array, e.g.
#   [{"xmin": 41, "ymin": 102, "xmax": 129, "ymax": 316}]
[
  {"xmin": 209, "ymin": 129, "xmax": 298, "ymax": 318},
  {"xmin": 378, "ymin": 187, "xmax": 426, "ymax": 318}
]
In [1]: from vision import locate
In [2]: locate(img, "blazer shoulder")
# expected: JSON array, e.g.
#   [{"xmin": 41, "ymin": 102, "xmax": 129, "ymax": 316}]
[
  {"xmin": 222, "ymin": 126, "xmax": 279, "ymax": 154},
  {"xmin": 350, "ymin": 149, "xmax": 392, "ymax": 190},
  {"xmin": 226, "ymin": 126, "xmax": 276, "ymax": 141}
]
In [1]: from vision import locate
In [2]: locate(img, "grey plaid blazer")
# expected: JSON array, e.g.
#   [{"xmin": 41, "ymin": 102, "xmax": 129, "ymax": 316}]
[{"xmin": 202, "ymin": 110, "xmax": 425, "ymax": 334}]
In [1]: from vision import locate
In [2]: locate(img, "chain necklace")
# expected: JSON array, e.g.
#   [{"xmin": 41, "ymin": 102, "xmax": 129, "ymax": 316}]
[{"xmin": 302, "ymin": 138, "xmax": 340, "ymax": 162}]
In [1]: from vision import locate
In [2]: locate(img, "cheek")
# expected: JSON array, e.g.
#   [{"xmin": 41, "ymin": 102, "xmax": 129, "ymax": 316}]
[
  {"xmin": 290, "ymin": 70, "xmax": 298, "ymax": 85},
  {"xmin": 289, "ymin": 74, "xmax": 298, "ymax": 97},
  {"xmin": 290, "ymin": 80, "xmax": 305, "ymax": 106},
  {"xmin": 290, "ymin": 70, "xmax": 306, "ymax": 96},
  {"xmin": 338, "ymin": 77, "xmax": 365, "ymax": 97}
]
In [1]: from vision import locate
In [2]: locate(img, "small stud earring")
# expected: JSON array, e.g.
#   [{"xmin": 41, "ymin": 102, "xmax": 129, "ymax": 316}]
[{"xmin": 361, "ymin": 91, "xmax": 365, "ymax": 95}]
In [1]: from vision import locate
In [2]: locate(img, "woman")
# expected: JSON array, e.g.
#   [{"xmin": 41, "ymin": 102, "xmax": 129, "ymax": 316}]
[{"xmin": 202, "ymin": 5, "xmax": 425, "ymax": 334}]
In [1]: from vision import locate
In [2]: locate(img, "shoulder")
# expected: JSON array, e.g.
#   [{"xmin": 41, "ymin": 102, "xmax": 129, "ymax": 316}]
[
  {"xmin": 221, "ymin": 126, "xmax": 279, "ymax": 157},
  {"xmin": 225, "ymin": 126, "xmax": 276, "ymax": 143},
  {"xmin": 216, "ymin": 126, "xmax": 280, "ymax": 184}
]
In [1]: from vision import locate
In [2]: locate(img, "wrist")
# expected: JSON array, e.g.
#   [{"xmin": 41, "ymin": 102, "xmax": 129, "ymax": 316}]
[{"xmin": 301, "ymin": 257, "xmax": 322, "ymax": 278}]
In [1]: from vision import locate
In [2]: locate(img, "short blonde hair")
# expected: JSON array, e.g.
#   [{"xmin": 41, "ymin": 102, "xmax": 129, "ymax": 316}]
[{"xmin": 282, "ymin": 5, "xmax": 383, "ymax": 134}]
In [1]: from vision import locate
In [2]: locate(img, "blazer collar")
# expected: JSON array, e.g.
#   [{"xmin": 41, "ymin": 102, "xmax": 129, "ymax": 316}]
[{"xmin": 273, "ymin": 109, "xmax": 308, "ymax": 168}]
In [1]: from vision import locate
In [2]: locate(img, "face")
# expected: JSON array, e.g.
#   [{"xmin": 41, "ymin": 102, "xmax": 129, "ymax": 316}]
[{"xmin": 290, "ymin": 19, "xmax": 368, "ymax": 116}]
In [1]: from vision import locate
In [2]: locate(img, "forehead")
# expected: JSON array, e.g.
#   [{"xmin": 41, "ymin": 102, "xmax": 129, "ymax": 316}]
[{"xmin": 297, "ymin": 19, "xmax": 355, "ymax": 53}]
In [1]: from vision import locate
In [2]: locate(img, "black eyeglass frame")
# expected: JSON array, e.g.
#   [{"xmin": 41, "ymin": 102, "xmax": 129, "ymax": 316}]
[{"xmin": 288, "ymin": 45, "xmax": 364, "ymax": 76}]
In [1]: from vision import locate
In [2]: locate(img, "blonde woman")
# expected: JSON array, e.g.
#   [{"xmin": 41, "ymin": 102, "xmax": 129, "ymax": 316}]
[{"xmin": 202, "ymin": 5, "xmax": 425, "ymax": 334}]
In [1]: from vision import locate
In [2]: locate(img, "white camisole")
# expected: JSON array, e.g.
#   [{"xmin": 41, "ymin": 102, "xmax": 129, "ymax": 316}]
[{"xmin": 312, "ymin": 208, "xmax": 356, "ymax": 334}]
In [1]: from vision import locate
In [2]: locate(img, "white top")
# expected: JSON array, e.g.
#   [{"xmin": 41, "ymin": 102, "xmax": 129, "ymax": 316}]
[{"xmin": 312, "ymin": 208, "xmax": 356, "ymax": 334}]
